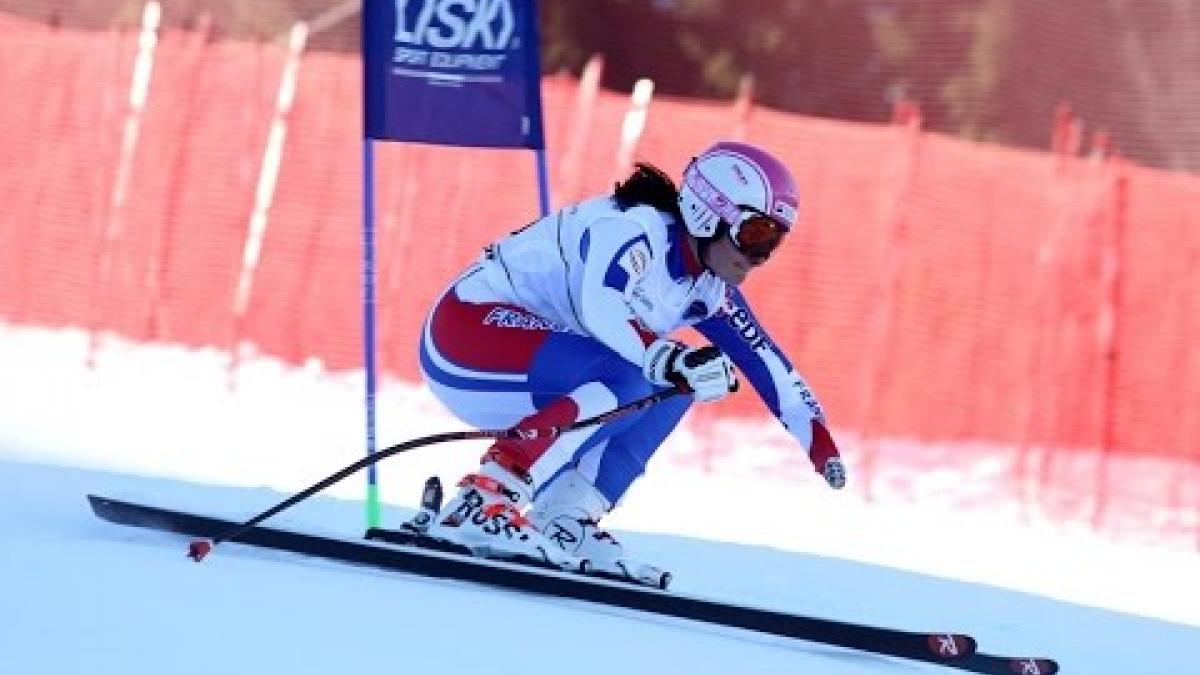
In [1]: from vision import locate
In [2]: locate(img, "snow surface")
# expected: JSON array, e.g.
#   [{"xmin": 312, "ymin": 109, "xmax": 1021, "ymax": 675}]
[{"xmin": 1, "ymin": 324, "xmax": 1196, "ymax": 674}]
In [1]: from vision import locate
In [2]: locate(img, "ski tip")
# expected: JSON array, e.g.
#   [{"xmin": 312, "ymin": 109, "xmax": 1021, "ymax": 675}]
[
  {"xmin": 927, "ymin": 633, "xmax": 977, "ymax": 659},
  {"xmin": 187, "ymin": 539, "xmax": 213, "ymax": 562},
  {"xmin": 86, "ymin": 493, "xmax": 109, "ymax": 514}
]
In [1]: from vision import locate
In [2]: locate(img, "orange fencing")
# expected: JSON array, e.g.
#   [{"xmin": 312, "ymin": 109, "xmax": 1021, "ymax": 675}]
[{"xmin": 2, "ymin": 15, "xmax": 1198, "ymax": 544}]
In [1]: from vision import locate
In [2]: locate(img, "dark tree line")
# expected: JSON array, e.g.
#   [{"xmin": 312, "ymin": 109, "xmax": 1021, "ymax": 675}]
[{"xmin": 4, "ymin": 0, "xmax": 1195, "ymax": 171}]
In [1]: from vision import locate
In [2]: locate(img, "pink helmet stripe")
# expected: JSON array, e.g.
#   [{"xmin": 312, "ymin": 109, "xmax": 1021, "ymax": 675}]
[{"xmin": 682, "ymin": 163, "xmax": 744, "ymax": 225}]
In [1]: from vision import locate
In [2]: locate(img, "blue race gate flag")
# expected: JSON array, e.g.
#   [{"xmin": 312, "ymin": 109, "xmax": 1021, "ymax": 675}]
[{"xmin": 363, "ymin": 0, "xmax": 545, "ymax": 148}]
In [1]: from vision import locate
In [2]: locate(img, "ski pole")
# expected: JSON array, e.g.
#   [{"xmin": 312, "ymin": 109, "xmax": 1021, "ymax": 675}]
[{"xmin": 188, "ymin": 386, "xmax": 682, "ymax": 561}]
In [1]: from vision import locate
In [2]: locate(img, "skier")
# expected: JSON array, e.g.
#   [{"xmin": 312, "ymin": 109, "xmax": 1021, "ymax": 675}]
[{"xmin": 418, "ymin": 141, "xmax": 844, "ymax": 578}]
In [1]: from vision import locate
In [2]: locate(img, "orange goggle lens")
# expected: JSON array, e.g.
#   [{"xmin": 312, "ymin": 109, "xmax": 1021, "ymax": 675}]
[{"xmin": 730, "ymin": 214, "xmax": 786, "ymax": 258}]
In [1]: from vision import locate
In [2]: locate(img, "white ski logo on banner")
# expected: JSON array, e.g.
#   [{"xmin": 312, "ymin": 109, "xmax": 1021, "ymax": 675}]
[
  {"xmin": 394, "ymin": 0, "xmax": 515, "ymax": 50},
  {"xmin": 391, "ymin": 0, "xmax": 518, "ymax": 83}
]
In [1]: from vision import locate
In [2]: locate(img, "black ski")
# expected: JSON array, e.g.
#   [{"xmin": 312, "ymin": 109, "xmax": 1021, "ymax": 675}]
[
  {"xmin": 958, "ymin": 656, "xmax": 1059, "ymax": 675},
  {"xmin": 360, "ymin": 532, "xmax": 1059, "ymax": 675},
  {"xmin": 87, "ymin": 494, "xmax": 1056, "ymax": 674}
]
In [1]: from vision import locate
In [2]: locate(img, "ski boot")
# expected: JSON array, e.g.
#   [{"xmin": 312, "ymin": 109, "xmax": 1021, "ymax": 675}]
[
  {"xmin": 529, "ymin": 469, "xmax": 672, "ymax": 589},
  {"xmin": 426, "ymin": 460, "xmax": 588, "ymax": 573}
]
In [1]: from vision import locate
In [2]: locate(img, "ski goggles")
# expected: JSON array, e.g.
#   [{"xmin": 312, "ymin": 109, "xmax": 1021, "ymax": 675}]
[
  {"xmin": 682, "ymin": 162, "xmax": 789, "ymax": 259},
  {"xmin": 728, "ymin": 209, "xmax": 787, "ymax": 259}
]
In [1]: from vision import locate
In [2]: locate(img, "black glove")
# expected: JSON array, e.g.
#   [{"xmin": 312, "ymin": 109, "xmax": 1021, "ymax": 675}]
[{"xmin": 643, "ymin": 339, "xmax": 738, "ymax": 402}]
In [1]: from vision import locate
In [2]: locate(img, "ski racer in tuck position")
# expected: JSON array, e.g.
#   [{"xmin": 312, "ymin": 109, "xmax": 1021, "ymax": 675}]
[{"xmin": 417, "ymin": 141, "xmax": 845, "ymax": 579}]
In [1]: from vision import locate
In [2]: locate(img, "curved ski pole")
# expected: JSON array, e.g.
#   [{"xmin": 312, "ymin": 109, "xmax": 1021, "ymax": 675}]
[{"xmin": 187, "ymin": 386, "xmax": 683, "ymax": 561}]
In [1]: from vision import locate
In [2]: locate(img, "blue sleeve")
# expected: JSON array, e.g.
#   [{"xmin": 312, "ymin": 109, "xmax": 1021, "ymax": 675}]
[{"xmin": 694, "ymin": 288, "xmax": 793, "ymax": 416}]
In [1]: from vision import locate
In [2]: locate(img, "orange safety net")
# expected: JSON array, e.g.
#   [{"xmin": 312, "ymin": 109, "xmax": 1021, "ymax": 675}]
[{"xmin": 2, "ymin": 15, "xmax": 1198, "ymax": 544}]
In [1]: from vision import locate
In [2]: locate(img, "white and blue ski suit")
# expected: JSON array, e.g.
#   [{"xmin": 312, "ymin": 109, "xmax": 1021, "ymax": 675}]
[{"xmin": 419, "ymin": 196, "xmax": 836, "ymax": 504}]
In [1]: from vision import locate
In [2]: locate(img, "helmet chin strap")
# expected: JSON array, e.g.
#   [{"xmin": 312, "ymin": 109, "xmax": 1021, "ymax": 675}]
[{"xmin": 694, "ymin": 220, "xmax": 730, "ymax": 271}]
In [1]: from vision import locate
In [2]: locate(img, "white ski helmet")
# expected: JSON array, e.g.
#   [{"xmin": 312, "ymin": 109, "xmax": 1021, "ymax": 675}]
[{"xmin": 678, "ymin": 141, "xmax": 800, "ymax": 240}]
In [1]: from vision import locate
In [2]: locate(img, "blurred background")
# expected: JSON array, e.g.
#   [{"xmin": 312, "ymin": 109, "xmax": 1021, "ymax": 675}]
[{"xmin": 2, "ymin": 0, "xmax": 1198, "ymax": 552}]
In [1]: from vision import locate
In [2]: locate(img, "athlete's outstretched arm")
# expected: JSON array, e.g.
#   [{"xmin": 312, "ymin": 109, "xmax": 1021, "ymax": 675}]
[{"xmin": 694, "ymin": 288, "xmax": 846, "ymax": 488}]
